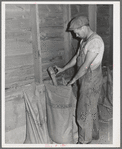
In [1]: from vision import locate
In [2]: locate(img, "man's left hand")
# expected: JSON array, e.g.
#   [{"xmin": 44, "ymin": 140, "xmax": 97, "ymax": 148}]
[{"xmin": 67, "ymin": 78, "xmax": 75, "ymax": 86}]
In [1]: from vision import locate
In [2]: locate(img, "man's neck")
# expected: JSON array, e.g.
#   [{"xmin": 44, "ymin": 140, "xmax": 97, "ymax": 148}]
[
  {"xmin": 87, "ymin": 29, "xmax": 94, "ymax": 40},
  {"xmin": 83, "ymin": 29, "xmax": 94, "ymax": 42}
]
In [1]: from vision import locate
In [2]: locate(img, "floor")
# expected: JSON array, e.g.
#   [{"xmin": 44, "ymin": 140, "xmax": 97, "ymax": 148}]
[
  {"xmin": 91, "ymin": 120, "xmax": 113, "ymax": 144},
  {"xmin": 51, "ymin": 119, "xmax": 113, "ymax": 145}
]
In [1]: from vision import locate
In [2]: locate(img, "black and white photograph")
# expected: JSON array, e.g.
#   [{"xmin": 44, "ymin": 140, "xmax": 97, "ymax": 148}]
[{"xmin": 2, "ymin": 1, "xmax": 120, "ymax": 148}]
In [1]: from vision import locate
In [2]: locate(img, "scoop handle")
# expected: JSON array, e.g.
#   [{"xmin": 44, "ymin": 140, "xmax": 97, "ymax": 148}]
[{"xmin": 48, "ymin": 67, "xmax": 57, "ymax": 86}]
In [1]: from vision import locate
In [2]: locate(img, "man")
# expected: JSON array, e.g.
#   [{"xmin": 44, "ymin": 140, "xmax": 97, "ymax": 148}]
[{"xmin": 55, "ymin": 15, "xmax": 104, "ymax": 144}]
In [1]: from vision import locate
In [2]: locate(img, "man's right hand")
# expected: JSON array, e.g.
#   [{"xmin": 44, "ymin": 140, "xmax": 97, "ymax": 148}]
[{"xmin": 53, "ymin": 65, "xmax": 64, "ymax": 75}]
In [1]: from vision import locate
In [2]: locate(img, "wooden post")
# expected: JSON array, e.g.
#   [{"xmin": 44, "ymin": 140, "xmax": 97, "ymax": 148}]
[
  {"xmin": 88, "ymin": 5, "xmax": 97, "ymax": 32},
  {"xmin": 63, "ymin": 5, "xmax": 72, "ymax": 75},
  {"xmin": 30, "ymin": 4, "xmax": 43, "ymax": 84}
]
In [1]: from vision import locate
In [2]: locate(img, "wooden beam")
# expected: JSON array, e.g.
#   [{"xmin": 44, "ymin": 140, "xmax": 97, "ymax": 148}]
[
  {"xmin": 30, "ymin": 4, "xmax": 42, "ymax": 84},
  {"xmin": 88, "ymin": 5, "xmax": 97, "ymax": 32},
  {"xmin": 63, "ymin": 5, "xmax": 72, "ymax": 75}
]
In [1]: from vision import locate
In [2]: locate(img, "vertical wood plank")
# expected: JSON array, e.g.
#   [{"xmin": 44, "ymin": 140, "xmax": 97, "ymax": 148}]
[
  {"xmin": 88, "ymin": 5, "xmax": 97, "ymax": 32},
  {"xmin": 63, "ymin": 5, "xmax": 72, "ymax": 75},
  {"xmin": 109, "ymin": 5, "xmax": 113, "ymax": 65},
  {"xmin": 30, "ymin": 4, "xmax": 42, "ymax": 84}
]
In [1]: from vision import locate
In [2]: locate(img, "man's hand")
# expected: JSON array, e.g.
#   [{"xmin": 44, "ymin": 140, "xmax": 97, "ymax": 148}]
[
  {"xmin": 53, "ymin": 65, "xmax": 64, "ymax": 75},
  {"xmin": 67, "ymin": 78, "xmax": 76, "ymax": 86}
]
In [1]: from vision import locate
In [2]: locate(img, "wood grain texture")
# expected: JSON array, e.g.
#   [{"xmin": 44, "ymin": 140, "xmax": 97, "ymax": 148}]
[
  {"xmin": 5, "ymin": 40, "xmax": 33, "ymax": 56},
  {"xmin": 5, "ymin": 54, "xmax": 34, "ymax": 70},
  {"xmin": 63, "ymin": 5, "xmax": 72, "ymax": 66},
  {"xmin": 5, "ymin": 4, "xmax": 34, "ymax": 89},
  {"xmin": 6, "ymin": 18, "xmax": 31, "ymax": 31},
  {"xmin": 39, "ymin": 16, "xmax": 63, "ymax": 28},
  {"xmin": 6, "ymin": 4, "xmax": 30, "ymax": 11},
  {"xmin": 38, "ymin": 5, "xmax": 63, "ymax": 28},
  {"xmin": 30, "ymin": 4, "xmax": 42, "ymax": 83},
  {"xmin": 38, "ymin": 4, "xmax": 68, "ymax": 80},
  {"xmin": 41, "ymin": 50, "xmax": 64, "ymax": 59},
  {"xmin": 6, "ymin": 30, "xmax": 32, "ymax": 42},
  {"xmin": 5, "ymin": 74, "xmax": 34, "ymax": 85},
  {"xmin": 39, "ymin": 27, "xmax": 64, "ymax": 40},
  {"xmin": 38, "ymin": 4, "xmax": 63, "ymax": 13},
  {"xmin": 42, "ymin": 59, "xmax": 64, "ymax": 72},
  {"xmin": 5, "ymin": 65, "xmax": 34, "ymax": 79},
  {"xmin": 40, "ymin": 40, "xmax": 64, "ymax": 52},
  {"xmin": 5, "ymin": 77, "xmax": 34, "ymax": 90}
]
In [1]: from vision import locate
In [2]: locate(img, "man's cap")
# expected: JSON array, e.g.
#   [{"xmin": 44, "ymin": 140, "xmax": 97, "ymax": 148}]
[{"xmin": 68, "ymin": 16, "xmax": 89, "ymax": 31}]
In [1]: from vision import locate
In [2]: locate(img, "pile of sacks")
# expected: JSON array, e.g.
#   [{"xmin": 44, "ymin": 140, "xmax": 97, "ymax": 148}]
[{"xmin": 23, "ymin": 79, "xmax": 78, "ymax": 144}]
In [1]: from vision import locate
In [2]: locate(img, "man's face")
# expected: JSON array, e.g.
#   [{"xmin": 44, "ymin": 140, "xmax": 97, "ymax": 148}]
[{"xmin": 73, "ymin": 26, "xmax": 86, "ymax": 39}]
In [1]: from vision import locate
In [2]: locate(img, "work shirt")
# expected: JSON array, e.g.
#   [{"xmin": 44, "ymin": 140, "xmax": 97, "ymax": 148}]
[{"xmin": 77, "ymin": 33, "xmax": 104, "ymax": 71}]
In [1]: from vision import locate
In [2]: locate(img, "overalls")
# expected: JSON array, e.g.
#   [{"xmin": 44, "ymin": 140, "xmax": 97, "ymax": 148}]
[{"xmin": 76, "ymin": 33, "xmax": 103, "ymax": 143}]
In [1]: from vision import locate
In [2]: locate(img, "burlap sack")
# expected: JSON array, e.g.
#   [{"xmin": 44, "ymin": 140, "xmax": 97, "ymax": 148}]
[
  {"xmin": 45, "ymin": 84, "xmax": 78, "ymax": 144},
  {"xmin": 23, "ymin": 84, "xmax": 51, "ymax": 144}
]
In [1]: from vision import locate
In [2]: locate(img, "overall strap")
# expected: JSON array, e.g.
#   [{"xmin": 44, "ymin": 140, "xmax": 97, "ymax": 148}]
[{"xmin": 82, "ymin": 32, "xmax": 97, "ymax": 48}]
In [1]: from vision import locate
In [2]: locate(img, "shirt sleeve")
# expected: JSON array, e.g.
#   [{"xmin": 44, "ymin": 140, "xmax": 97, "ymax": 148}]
[{"xmin": 87, "ymin": 38, "xmax": 102, "ymax": 53}]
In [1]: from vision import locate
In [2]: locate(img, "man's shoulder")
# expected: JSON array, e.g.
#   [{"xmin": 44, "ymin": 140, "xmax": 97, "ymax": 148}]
[
  {"xmin": 88, "ymin": 34, "xmax": 104, "ymax": 46},
  {"xmin": 94, "ymin": 34, "xmax": 104, "ymax": 42},
  {"xmin": 86, "ymin": 34, "xmax": 104, "ymax": 50}
]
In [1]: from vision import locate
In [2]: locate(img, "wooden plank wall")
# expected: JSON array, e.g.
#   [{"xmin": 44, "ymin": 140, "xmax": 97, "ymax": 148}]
[
  {"xmin": 70, "ymin": 5, "xmax": 88, "ymax": 55},
  {"xmin": 5, "ymin": 4, "xmax": 34, "ymax": 143},
  {"xmin": 5, "ymin": 4, "xmax": 72, "ymax": 144},
  {"xmin": 5, "ymin": 4, "xmax": 34, "ymax": 90},
  {"xmin": 97, "ymin": 5, "xmax": 113, "ymax": 67},
  {"xmin": 38, "ymin": 4, "xmax": 67, "ymax": 80},
  {"xmin": 5, "ymin": 4, "xmax": 113, "ymax": 89}
]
